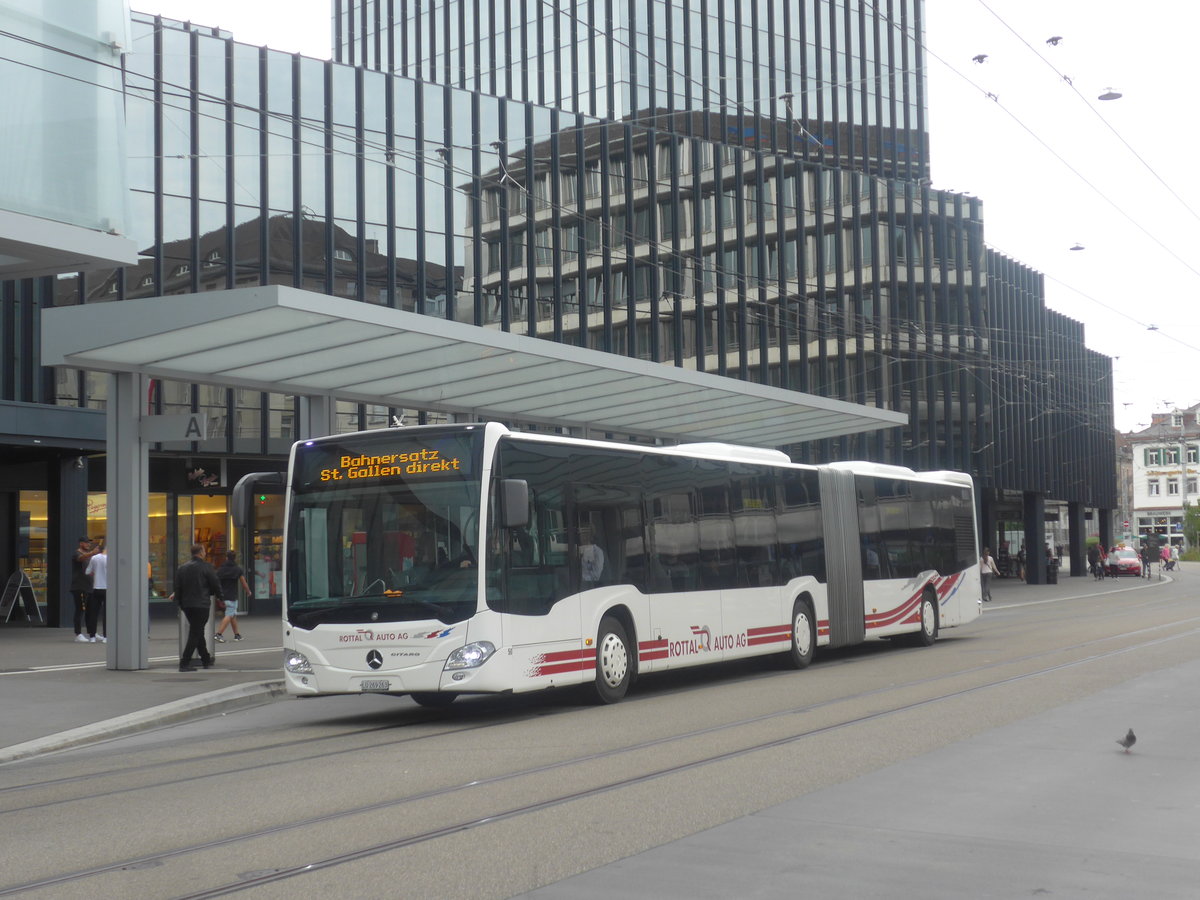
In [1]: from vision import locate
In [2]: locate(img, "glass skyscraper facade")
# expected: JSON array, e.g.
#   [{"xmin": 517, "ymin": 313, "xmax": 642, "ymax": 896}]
[
  {"xmin": 335, "ymin": 0, "xmax": 927, "ymax": 181},
  {"xmin": 0, "ymin": 1, "xmax": 1118, "ymax": 621}
]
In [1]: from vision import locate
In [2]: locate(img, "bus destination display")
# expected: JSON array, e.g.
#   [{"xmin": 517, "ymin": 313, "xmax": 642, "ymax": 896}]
[
  {"xmin": 319, "ymin": 448, "xmax": 462, "ymax": 482},
  {"xmin": 296, "ymin": 433, "xmax": 478, "ymax": 489}
]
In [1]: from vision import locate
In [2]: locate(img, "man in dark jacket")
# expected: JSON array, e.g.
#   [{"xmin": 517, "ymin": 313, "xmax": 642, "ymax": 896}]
[{"xmin": 172, "ymin": 543, "xmax": 221, "ymax": 672}]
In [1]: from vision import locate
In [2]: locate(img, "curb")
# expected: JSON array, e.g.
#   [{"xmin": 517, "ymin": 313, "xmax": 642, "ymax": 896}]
[{"xmin": 0, "ymin": 679, "xmax": 288, "ymax": 765}]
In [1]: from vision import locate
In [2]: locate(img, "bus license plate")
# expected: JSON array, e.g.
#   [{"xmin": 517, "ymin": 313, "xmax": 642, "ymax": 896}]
[{"xmin": 359, "ymin": 679, "xmax": 391, "ymax": 692}]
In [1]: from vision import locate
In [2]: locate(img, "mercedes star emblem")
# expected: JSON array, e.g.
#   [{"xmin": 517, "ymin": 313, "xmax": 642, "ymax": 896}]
[{"xmin": 366, "ymin": 650, "xmax": 383, "ymax": 670}]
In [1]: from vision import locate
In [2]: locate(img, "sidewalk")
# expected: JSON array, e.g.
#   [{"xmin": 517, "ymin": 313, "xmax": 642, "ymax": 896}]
[
  {"xmin": 0, "ymin": 570, "xmax": 1179, "ymax": 765},
  {"xmin": 0, "ymin": 611, "xmax": 284, "ymax": 764}
]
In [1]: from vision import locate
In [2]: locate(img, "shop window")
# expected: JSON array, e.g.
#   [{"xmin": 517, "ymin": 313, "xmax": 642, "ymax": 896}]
[{"xmin": 18, "ymin": 492, "xmax": 48, "ymax": 602}]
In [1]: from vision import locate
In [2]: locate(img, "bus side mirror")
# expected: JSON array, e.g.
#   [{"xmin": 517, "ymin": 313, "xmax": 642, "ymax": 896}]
[
  {"xmin": 499, "ymin": 479, "xmax": 529, "ymax": 529},
  {"xmin": 231, "ymin": 471, "xmax": 285, "ymax": 528}
]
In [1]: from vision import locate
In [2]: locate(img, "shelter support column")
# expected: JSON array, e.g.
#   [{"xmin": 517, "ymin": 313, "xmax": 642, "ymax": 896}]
[
  {"xmin": 106, "ymin": 371, "xmax": 149, "ymax": 670},
  {"xmin": 298, "ymin": 395, "xmax": 335, "ymax": 440},
  {"xmin": 978, "ymin": 487, "xmax": 997, "ymax": 557},
  {"xmin": 1098, "ymin": 509, "xmax": 1113, "ymax": 552},
  {"xmin": 1023, "ymin": 492, "xmax": 1046, "ymax": 585},
  {"xmin": 1067, "ymin": 502, "xmax": 1086, "ymax": 577}
]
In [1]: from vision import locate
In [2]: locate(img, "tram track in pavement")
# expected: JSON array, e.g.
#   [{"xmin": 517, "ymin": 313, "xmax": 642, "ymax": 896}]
[
  {"xmin": 4, "ymin": 613, "xmax": 1200, "ymax": 899},
  {"xmin": 1, "ymin": 574, "xmax": 1178, "ymax": 799}
]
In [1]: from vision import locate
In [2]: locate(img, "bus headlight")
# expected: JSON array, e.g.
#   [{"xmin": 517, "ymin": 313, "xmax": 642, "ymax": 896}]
[
  {"xmin": 444, "ymin": 641, "xmax": 496, "ymax": 670},
  {"xmin": 284, "ymin": 649, "xmax": 314, "ymax": 674}
]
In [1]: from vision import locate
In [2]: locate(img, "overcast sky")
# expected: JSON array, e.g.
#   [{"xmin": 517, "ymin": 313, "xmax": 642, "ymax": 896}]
[{"xmin": 139, "ymin": 0, "xmax": 1199, "ymax": 433}]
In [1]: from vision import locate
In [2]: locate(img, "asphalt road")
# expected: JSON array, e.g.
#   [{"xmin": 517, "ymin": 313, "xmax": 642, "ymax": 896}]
[{"xmin": 3, "ymin": 576, "xmax": 1199, "ymax": 899}]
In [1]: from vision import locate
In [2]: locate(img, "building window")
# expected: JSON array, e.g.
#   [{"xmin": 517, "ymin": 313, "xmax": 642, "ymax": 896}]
[
  {"xmin": 1167, "ymin": 478, "xmax": 1179, "ymax": 495},
  {"xmin": 1188, "ymin": 477, "xmax": 1198, "ymax": 494},
  {"xmin": 1145, "ymin": 448, "xmax": 1161, "ymax": 465},
  {"xmin": 1147, "ymin": 479, "xmax": 1160, "ymax": 496}
]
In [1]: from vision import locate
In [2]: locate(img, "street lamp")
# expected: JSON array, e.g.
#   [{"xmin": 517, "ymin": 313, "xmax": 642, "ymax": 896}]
[{"xmin": 1177, "ymin": 408, "xmax": 1192, "ymax": 551}]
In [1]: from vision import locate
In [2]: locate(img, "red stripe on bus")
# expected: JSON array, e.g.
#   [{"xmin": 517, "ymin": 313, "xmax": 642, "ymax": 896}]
[
  {"xmin": 537, "ymin": 648, "xmax": 593, "ymax": 664},
  {"xmin": 866, "ymin": 596, "xmax": 921, "ymax": 629},
  {"xmin": 747, "ymin": 624, "xmax": 791, "ymax": 637},
  {"xmin": 535, "ymin": 660, "xmax": 595, "ymax": 676},
  {"xmin": 747, "ymin": 624, "xmax": 792, "ymax": 646}
]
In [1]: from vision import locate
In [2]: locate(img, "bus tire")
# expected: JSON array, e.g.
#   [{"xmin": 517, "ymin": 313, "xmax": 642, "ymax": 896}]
[
  {"xmin": 590, "ymin": 615, "xmax": 632, "ymax": 704},
  {"xmin": 782, "ymin": 598, "xmax": 816, "ymax": 669},
  {"xmin": 410, "ymin": 692, "xmax": 456, "ymax": 708},
  {"xmin": 915, "ymin": 590, "xmax": 939, "ymax": 646}
]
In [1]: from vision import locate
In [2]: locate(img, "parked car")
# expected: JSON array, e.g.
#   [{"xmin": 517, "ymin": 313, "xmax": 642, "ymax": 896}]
[{"xmin": 1106, "ymin": 549, "xmax": 1142, "ymax": 577}]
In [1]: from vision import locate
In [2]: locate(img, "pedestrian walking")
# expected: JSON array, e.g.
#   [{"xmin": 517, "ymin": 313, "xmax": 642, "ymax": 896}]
[
  {"xmin": 214, "ymin": 551, "xmax": 251, "ymax": 643},
  {"xmin": 83, "ymin": 538, "xmax": 108, "ymax": 643},
  {"xmin": 980, "ymin": 547, "xmax": 1000, "ymax": 601},
  {"xmin": 69, "ymin": 536, "xmax": 100, "ymax": 642},
  {"xmin": 170, "ymin": 543, "xmax": 220, "ymax": 672}
]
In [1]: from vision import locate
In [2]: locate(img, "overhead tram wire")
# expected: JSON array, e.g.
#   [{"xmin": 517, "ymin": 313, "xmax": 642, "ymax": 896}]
[
  {"xmin": 973, "ymin": 0, "xmax": 1200, "ymax": 228},
  {"xmin": 857, "ymin": 0, "xmax": 1200, "ymax": 288}
]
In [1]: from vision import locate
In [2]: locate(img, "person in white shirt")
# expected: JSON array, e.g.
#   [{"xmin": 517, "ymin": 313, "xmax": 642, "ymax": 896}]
[
  {"xmin": 980, "ymin": 547, "xmax": 1000, "ymax": 602},
  {"xmin": 579, "ymin": 528, "xmax": 605, "ymax": 585},
  {"xmin": 83, "ymin": 538, "xmax": 108, "ymax": 642}
]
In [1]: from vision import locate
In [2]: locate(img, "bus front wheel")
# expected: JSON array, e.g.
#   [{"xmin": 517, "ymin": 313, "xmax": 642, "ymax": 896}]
[
  {"xmin": 782, "ymin": 599, "xmax": 816, "ymax": 669},
  {"xmin": 590, "ymin": 615, "xmax": 632, "ymax": 704}
]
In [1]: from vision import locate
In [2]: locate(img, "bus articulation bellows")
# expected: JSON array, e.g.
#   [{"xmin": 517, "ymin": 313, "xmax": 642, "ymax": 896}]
[{"xmin": 279, "ymin": 422, "xmax": 981, "ymax": 705}]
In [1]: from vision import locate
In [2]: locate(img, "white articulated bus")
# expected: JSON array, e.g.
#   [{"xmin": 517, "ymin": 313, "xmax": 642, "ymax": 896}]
[{"xmin": 278, "ymin": 422, "xmax": 981, "ymax": 705}]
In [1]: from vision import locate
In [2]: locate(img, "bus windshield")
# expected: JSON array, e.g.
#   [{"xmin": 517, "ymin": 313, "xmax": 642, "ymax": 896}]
[{"xmin": 285, "ymin": 430, "xmax": 483, "ymax": 629}]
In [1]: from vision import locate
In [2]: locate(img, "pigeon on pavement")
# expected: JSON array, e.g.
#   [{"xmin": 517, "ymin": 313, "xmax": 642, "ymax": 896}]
[{"xmin": 1116, "ymin": 729, "xmax": 1136, "ymax": 753}]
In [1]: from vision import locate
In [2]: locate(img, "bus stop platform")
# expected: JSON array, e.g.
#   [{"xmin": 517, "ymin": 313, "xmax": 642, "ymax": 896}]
[{"xmin": 0, "ymin": 611, "xmax": 284, "ymax": 764}]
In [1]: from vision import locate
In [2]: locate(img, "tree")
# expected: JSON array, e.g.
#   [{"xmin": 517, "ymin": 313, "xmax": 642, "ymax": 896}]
[{"xmin": 1185, "ymin": 502, "xmax": 1200, "ymax": 558}]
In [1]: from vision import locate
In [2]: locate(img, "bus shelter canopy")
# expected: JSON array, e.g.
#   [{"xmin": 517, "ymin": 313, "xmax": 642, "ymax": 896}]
[{"xmin": 41, "ymin": 286, "xmax": 906, "ymax": 448}]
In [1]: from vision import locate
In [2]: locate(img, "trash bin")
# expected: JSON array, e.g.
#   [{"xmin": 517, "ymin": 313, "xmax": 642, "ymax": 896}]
[{"xmin": 1046, "ymin": 560, "xmax": 1058, "ymax": 584}]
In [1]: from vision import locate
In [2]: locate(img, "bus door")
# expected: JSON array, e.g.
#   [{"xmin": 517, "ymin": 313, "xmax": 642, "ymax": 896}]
[
  {"xmin": 818, "ymin": 468, "xmax": 866, "ymax": 647},
  {"xmin": 725, "ymin": 467, "xmax": 785, "ymax": 658},
  {"xmin": 644, "ymin": 486, "xmax": 723, "ymax": 671}
]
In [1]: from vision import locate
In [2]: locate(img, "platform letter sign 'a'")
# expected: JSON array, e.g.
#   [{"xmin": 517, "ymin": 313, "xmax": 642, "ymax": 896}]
[{"xmin": 140, "ymin": 413, "xmax": 209, "ymax": 443}]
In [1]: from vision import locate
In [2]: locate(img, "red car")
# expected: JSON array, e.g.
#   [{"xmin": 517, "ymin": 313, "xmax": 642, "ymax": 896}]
[{"xmin": 1106, "ymin": 549, "xmax": 1142, "ymax": 577}]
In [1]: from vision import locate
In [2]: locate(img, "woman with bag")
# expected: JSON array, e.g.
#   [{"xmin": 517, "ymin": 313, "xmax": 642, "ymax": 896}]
[{"xmin": 214, "ymin": 551, "xmax": 251, "ymax": 643}]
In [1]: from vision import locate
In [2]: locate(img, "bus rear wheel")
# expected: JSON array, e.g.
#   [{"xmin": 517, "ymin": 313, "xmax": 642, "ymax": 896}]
[
  {"xmin": 914, "ymin": 591, "xmax": 939, "ymax": 646},
  {"xmin": 590, "ymin": 615, "xmax": 632, "ymax": 704},
  {"xmin": 782, "ymin": 599, "xmax": 816, "ymax": 669}
]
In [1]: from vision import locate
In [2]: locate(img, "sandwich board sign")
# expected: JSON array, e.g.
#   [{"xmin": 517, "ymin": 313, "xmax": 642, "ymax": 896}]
[{"xmin": 1, "ymin": 570, "xmax": 43, "ymax": 624}]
